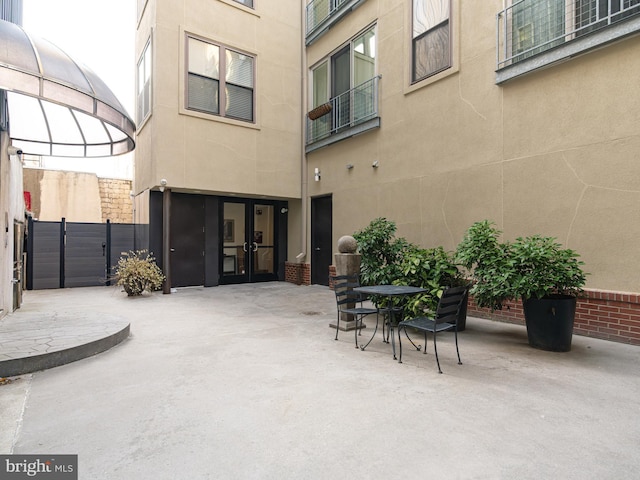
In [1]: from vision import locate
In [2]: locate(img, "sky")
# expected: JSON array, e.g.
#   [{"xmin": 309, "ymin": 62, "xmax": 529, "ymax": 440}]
[{"xmin": 21, "ymin": 0, "xmax": 136, "ymax": 179}]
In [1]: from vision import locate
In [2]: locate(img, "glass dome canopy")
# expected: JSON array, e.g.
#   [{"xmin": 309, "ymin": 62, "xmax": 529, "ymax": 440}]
[{"xmin": 0, "ymin": 18, "xmax": 135, "ymax": 157}]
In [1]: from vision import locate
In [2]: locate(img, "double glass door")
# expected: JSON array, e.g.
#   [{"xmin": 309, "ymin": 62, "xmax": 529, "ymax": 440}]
[{"xmin": 221, "ymin": 199, "xmax": 277, "ymax": 284}]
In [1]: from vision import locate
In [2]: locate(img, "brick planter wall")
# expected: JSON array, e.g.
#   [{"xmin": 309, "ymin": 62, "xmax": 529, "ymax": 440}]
[
  {"xmin": 467, "ymin": 289, "xmax": 640, "ymax": 346},
  {"xmin": 284, "ymin": 262, "xmax": 311, "ymax": 285}
]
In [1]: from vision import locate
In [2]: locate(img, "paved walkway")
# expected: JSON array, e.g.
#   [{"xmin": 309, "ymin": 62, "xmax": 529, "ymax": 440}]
[{"xmin": 1, "ymin": 283, "xmax": 639, "ymax": 479}]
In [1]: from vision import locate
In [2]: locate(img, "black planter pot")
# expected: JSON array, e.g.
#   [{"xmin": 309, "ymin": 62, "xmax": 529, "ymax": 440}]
[{"xmin": 522, "ymin": 295, "xmax": 576, "ymax": 352}]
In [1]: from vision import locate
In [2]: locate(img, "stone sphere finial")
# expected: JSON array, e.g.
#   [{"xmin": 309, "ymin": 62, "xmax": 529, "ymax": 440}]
[{"xmin": 337, "ymin": 235, "xmax": 358, "ymax": 254}]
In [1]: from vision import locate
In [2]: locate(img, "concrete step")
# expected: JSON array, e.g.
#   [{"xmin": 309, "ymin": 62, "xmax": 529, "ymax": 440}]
[{"xmin": 0, "ymin": 312, "xmax": 130, "ymax": 377}]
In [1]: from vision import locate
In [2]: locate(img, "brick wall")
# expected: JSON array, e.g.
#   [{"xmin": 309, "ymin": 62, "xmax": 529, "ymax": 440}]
[
  {"xmin": 284, "ymin": 262, "xmax": 311, "ymax": 285},
  {"xmin": 98, "ymin": 178, "xmax": 133, "ymax": 223},
  {"xmin": 467, "ymin": 289, "xmax": 640, "ymax": 346}
]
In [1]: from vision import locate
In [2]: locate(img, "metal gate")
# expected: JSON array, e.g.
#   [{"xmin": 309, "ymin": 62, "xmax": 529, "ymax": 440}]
[{"xmin": 27, "ymin": 217, "xmax": 136, "ymax": 290}]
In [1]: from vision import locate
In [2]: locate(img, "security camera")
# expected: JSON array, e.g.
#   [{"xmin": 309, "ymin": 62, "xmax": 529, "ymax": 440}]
[{"xmin": 8, "ymin": 146, "xmax": 23, "ymax": 156}]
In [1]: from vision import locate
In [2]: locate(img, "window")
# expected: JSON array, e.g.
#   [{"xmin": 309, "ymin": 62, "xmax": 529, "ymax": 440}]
[
  {"xmin": 575, "ymin": 0, "xmax": 640, "ymax": 35},
  {"xmin": 511, "ymin": 0, "xmax": 565, "ymax": 61},
  {"xmin": 137, "ymin": 0, "xmax": 148, "ymax": 19},
  {"xmin": 308, "ymin": 26, "xmax": 378, "ymax": 144},
  {"xmin": 497, "ymin": 1, "xmax": 640, "ymax": 81},
  {"xmin": 136, "ymin": 39, "xmax": 152, "ymax": 124},
  {"xmin": 186, "ymin": 36, "xmax": 255, "ymax": 122},
  {"xmin": 412, "ymin": 0, "xmax": 451, "ymax": 82},
  {"xmin": 508, "ymin": 0, "xmax": 640, "ymax": 61},
  {"xmin": 310, "ymin": 26, "xmax": 376, "ymax": 109},
  {"xmin": 234, "ymin": 0, "xmax": 254, "ymax": 7}
]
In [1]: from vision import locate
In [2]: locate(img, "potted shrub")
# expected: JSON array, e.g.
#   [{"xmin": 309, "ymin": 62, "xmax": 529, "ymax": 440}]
[
  {"xmin": 456, "ymin": 220, "xmax": 587, "ymax": 351},
  {"xmin": 353, "ymin": 218, "xmax": 468, "ymax": 327},
  {"xmin": 114, "ymin": 250, "xmax": 165, "ymax": 296}
]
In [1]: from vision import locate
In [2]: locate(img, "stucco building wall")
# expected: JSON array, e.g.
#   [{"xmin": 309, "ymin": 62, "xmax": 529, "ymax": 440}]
[
  {"xmin": 305, "ymin": 0, "xmax": 640, "ymax": 294},
  {"xmin": 134, "ymin": 0, "xmax": 302, "ymax": 201}
]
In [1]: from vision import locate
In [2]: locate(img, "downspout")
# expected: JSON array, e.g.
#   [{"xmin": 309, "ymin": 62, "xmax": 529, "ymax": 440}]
[{"xmin": 297, "ymin": 1, "xmax": 308, "ymax": 265}]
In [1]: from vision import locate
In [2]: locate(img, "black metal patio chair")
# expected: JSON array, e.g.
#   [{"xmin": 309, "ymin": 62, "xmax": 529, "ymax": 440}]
[
  {"xmin": 331, "ymin": 275, "xmax": 379, "ymax": 349},
  {"xmin": 397, "ymin": 285, "xmax": 469, "ymax": 373}
]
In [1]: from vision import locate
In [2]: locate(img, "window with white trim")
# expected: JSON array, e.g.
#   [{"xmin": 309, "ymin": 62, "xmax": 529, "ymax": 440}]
[
  {"xmin": 186, "ymin": 36, "xmax": 255, "ymax": 123},
  {"xmin": 412, "ymin": 0, "xmax": 451, "ymax": 83},
  {"xmin": 136, "ymin": 39, "xmax": 152, "ymax": 125}
]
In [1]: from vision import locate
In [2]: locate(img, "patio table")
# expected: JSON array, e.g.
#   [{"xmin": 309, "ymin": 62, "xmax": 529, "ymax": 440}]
[{"xmin": 354, "ymin": 285, "xmax": 426, "ymax": 359}]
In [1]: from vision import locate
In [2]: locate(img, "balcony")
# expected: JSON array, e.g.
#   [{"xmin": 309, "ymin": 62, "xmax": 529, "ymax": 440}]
[
  {"xmin": 496, "ymin": 0, "xmax": 640, "ymax": 83},
  {"xmin": 306, "ymin": 0, "xmax": 368, "ymax": 45},
  {"xmin": 305, "ymin": 75, "xmax": 380, "ymax": 153}
]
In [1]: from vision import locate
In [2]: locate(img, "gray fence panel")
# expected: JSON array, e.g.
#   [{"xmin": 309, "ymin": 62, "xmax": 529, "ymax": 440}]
[
  {"xmin": 65, "ymin": 223, "xmax": 107, "ymax": 287},
  {"xmin": 109, "ymin": 224, "xmax": 136, "ymax": 277},
  {"xmin": 31, "ymin": 221, "xmax": 61, "ymax": 290},
  {"xmin": 28, "ymin": 220, "xmax": 138, "ymax": 289}
]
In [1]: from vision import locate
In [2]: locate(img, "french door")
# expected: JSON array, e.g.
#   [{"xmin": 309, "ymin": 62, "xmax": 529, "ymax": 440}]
[{"xmin": 221, "ymin": 199, "xmax": 278, "ymax": 284}]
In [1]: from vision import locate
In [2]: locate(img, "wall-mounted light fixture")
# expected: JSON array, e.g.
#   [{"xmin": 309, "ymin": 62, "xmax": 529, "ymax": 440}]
[
  {"xmin": 314, "ymin": 168, "xmax": 321, "ymax": 182},
  {"xmin": 372, "ymin": 160, "xmax": 379, "ymax": 168},
  {"xmin": 346, "ymin": 163, "xmax": 354, "ymax": 170},
  {"xmin": 7, "ymin": 145, "xmax": 23, "ymax": 157},
  {"xmin": 159, "ymin": 178, "xmax": 167, "ymax": 192}
]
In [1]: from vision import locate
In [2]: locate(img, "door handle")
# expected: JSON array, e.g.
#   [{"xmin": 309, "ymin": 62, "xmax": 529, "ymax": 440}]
[
  {"xmin": 243, "ymin": 242, "xmax": 248, "ymax": 252},
  {"xmin": 252, "ymin": 242, "xmax": 258, "ymax": 252},
  {"xmin": 315, "ymin": 247, "xmax": 321, "ymax": 251},
  {"xmin": 170, "ymin": 248, "xmax": 175, "ymax": 252}
]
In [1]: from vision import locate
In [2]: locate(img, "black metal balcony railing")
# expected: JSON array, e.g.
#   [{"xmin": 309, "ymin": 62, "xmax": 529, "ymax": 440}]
[
  {"xmin": 306, "ymin": 75, "xmax": 380, "ymax": 146},
  {"xmin": 497, "ymin": 0, "xmax": 640, "ymax": 69},
  {"xmin": 306, "ymin": 0, "xmax": 350, "ymax": 36}
]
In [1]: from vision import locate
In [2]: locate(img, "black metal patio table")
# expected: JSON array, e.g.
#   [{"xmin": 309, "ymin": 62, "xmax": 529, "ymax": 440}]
[{"xmin": 353, "ymin": 285, "xmax": 427, "ymax": 359}]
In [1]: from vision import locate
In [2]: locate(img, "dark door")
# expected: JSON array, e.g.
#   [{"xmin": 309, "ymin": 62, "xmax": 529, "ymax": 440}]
[
  {"xmin": 221, "ymin": 199, "xmax": 278, "ymax": 284},
  {"xmin": 170, "ymin": 193, "xmax": 205, "ymax": 287},
  {"xmin": 311, "ymin": 195, "xmax": 332, "ymax": 286}
]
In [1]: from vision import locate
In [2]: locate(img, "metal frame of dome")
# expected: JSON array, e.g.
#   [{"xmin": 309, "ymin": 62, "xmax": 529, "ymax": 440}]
[{"xmin": 0, "ymin": 18, "xmax": 135, "ymax": 157}]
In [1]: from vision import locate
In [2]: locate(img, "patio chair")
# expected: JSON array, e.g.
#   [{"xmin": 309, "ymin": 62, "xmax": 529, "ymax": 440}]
[
  {"xmin": 397, "ymin": 285, "xmax": 469, "ymax": 373},
  {"xmin": 331, "ymin": 275, "xmax": 379, "ymax": 349}
]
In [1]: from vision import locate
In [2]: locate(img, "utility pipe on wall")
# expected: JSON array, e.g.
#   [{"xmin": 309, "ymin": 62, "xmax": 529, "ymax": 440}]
[{"xmin": 298, "ymin": 0, "xmax": 308, "ymax": 264}]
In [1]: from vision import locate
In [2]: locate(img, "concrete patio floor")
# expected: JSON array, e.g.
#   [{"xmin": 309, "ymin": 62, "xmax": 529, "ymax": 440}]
[{"xmin": 1, "ymin": 282, "xmax": 639, "ymax": 479}]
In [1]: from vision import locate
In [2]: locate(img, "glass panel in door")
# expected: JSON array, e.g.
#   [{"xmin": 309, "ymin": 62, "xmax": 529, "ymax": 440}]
[
  {"xmin": 222, "ymin": 201, "xmax": 247, "ymax": 280},
  {"xmin": 252, "ymin": 204, "xmax": 275, "ymax": 277},
  {"xmin": 221, "ymin": 200, "xmax": 278, "ymax": 283},
  {"xmin": 331, "ymin": 46, "xmax": 351, "ymax": 130}
]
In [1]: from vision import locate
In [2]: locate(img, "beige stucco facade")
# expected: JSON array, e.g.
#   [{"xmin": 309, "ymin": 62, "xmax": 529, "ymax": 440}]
[
  {"xmin": 134, "ymin": 0, "xmax": 304, "ymax": 274},
  {"xmin": 305, "ymin": 0, "xmax": 640, "ymax": 293},
  {"xmin": 134, "ymin": 0, "xmax": 302, "ymax": 199},
  {"xmin": 135, "ymin": 0, "xmax": 640, "ymax": 293}
]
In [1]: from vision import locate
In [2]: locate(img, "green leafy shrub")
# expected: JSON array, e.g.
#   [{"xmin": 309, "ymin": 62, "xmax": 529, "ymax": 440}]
[
  {"xmin": 353, "ymin": 217, "xmax": 409, "ymax": 288},
  {"xmin": 399, "ymin": 245, "xmax": 467, "ymax": 317},
  {"xmin": 455, "ymin": 220, "xmax": 587, "ymax": 310},
  {"xmin": 353, "ymin": 218, "xmax": 464, "ymax": 316},
  {"xmin": 455, "ymin": 220, "xmax": 514, "ymax": 311},
  {"xmin": 114, "ymin": 250, "xmax": 165, "ymax": 296},
  {"xmin": 510, "ymin": 235, "xmax": 587, "ymax": 300}
]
